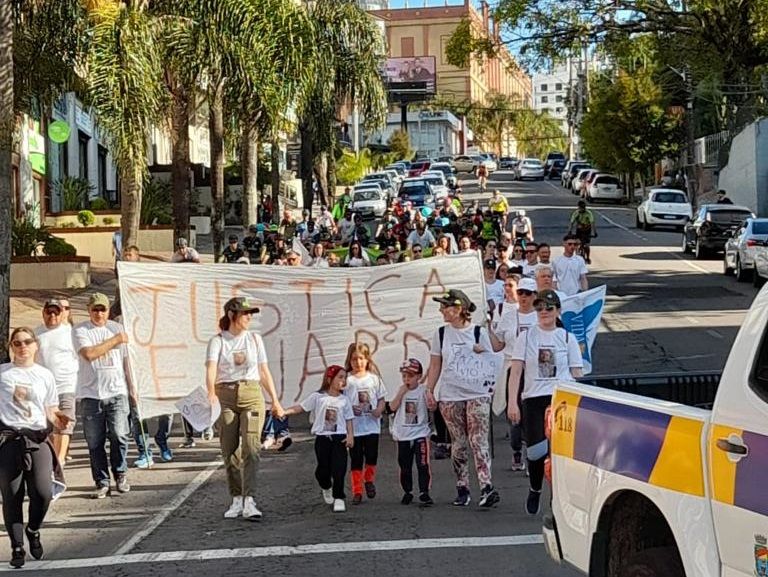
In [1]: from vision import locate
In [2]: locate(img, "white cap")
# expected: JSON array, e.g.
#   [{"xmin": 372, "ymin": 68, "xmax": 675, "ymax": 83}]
[{"xmin": 517, "ymin": 278, "xmax": 537, "ymax": 292}]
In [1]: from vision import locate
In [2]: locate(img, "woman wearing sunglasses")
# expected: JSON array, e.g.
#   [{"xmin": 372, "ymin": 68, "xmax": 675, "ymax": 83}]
[
  {"xmin": 0, "ymin": 327, "xmax": 70, "ymax": 567},
  {"xmin": 506, "ymin": 289, "xmax": 583, "ymax": 516}
]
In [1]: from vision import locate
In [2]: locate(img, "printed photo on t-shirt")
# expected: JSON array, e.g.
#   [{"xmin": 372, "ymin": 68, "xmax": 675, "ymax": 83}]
[
  {"xmin": 12, "ymin": 385, "xmax": 33, "ymax": 418},
  {"xmin": 323, "ymin": 407, "xmax": 338, "ymax": 432},
  {"xmin": 232, "ymin": 350, "xmax": 247, "ymax": 366},
  {"xmin": 537, "ymin": 347, "xmax": 557, "ymax": 378},
  {"xmin": 404, "ymin": 401, "xmax": 418, "ymax": 425},
  {"xmin": 357, "ymin": 390, "xmax": 372, "ymax": 414},
  {"xmin": 96, "ymin": 353, "xmax": 116, "ymax": 369}
]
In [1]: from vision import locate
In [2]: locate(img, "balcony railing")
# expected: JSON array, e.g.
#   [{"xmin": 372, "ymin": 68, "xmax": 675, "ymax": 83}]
[{"xmin": 693, "ymin": 130, "xmax": 729, "ymax": 167}]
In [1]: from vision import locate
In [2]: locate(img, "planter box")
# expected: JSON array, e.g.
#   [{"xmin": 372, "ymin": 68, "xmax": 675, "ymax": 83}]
[
  {"xmin": 11, "ymin": 256, "xmax": 91, "ymax": 290},
  {"xmin": 190, "ymin": 216, "xmax": 210, "ymax": 235},
  {"xmin": 45, "ymin": 211, "xmax": 121, "ymax": 228},
  {"xmin": 47, "ymin": 226, "xmax": 175, "ymax": 263}
]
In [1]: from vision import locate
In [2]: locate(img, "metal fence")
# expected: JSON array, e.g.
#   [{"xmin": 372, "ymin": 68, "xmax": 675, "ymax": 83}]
[{"xmin": 694, "ymin": 130, "xmax": 729, "ymax": 166}]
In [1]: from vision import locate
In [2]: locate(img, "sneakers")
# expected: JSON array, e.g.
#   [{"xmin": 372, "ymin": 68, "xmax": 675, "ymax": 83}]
[
  {"xmin": 433, "ymin": 443, "xmax": 450, "ymax": 460},
  {"xmin": 160, "ymin": 447, "xmax": 173, "ymax": 462},
  {"xmin": 352, "ymin": 493, "xmax": 363, "ymax": 505},
  {"xmin": 276, "ymin": 437, "xmax": 293, "ymax": 452},
  {"xmin": 322, "ymin": 488, "xmax": 334, "ymax": 505},
  {"xmin": 10, "ymin": 547, "xmax": 25, "ymax": 568},
  {"xmin": 25, "ymin": 528, "xmax": 43, "ymax": 560},
  {"xmin": 242, "ymin": 496, "xmax": 262, "ymax": 520},
  {"xmin": 333, "ymin": 499, "xmax": 346, "ymax": 512},
  {"xmin": 134, "ymin": 454, "xmax": 153, "ymax": 469},
  {"xmin": 92, "ymin": 485, "xmax": 110, "ymax": 499},
  {"xmin": 261, "ymin": 436, "xmax": 276, "ymax": 450},
  {"xmin": 180, "ymin": 438, "xmax": 196, "ymax": 449},
  {"xmin": 511, "ymin": 452, "xmax": 526, "ymax": 472},
  {"xmin": 401, "ymin": 493, "xmax": 413, "ymax": 505},
  {"xmin": 224, "ymin": 496, "xmax": 244, "ymax": 519},
  {"xmin": 452, "ymin": 486, "xmax": 471, "ymax": 507},
  {"xmin": 364, "ymin": 481, "xmax": 376, "ymax": 499},
  {"xmin": 479, "ymin": 485, "xmax": 500, "ymax": 508},
  {"xmin": 116, "ymin": 475, "xmax": 130, "ymax": 494},
  {"xmin": 526, "ymin": 489, "xmax": 542, "ymax": 515},
  {"xmin": 418, "ymin": 492, "xmax": 434, "ymax": 507},
  {"xmin": 202, "ymin": 428, "xmax": 214, "ymax": 441}
]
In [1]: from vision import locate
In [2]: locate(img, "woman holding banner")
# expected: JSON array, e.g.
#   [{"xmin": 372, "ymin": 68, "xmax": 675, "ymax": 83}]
[{"xmin": 206, "ymin": 297, "xmax": 284, "ymax": 520}]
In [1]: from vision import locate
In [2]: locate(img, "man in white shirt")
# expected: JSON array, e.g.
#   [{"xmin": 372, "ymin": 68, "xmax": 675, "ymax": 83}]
[
  {"xmin": 406, "ymin": 222, "xmax": 436, "ymax": 249},
  {"xmin": 521, "ymin": 242, "xmax": 539, "ymax": 278},
  {"xmin": 551, "ymin": 234, "xmax": 589, "ymax": 296},
  {"xmin": 483, "ymin": 258, "xmax": 505, "ymax": 308},
  {"xmin": 35, "ymin": 298, "xmax": 79, "ymax": 467},
  {"xmin": 75, "ymin": 293, "xmax": 136, "ymax": 499},
  {"xmin": 170, "ymin": 238, "xmax": 201, "ymax": 263},
  {"xmin": 338, "ymin": 210, "xmax": 356, "ymax": 245}
]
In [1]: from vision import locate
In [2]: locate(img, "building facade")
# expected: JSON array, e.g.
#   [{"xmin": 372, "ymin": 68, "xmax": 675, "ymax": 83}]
[{"xmin": 532, "ymin": 64, "xmax": 572, "ymax": 136}]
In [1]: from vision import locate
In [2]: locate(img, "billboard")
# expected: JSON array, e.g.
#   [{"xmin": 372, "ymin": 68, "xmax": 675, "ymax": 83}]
[{"xmin": 383, "ymin": 56, "xmax": 436, "ymax": 100}]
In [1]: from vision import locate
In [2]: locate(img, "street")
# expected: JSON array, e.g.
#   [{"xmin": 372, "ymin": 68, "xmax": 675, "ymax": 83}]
[{"xmin": 9, "ymin": 171, "xmax": 758, "ymax": 577}]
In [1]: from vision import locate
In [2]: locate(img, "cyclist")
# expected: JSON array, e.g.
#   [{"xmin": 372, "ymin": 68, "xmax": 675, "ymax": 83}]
[
  {"xmin": 488, "ymin": 190, "xmax": 509, "ymax": 236},
  {"xmin": 511, "ymin": 210, "xmax": 534, "ymax": 245},
  {"xmin": 568, "ymin": 200, "xmax": 597, "ymax": 264},
  {"xmin": 477, "ymin": 162, "xmax": 489, "ymax": 193}
]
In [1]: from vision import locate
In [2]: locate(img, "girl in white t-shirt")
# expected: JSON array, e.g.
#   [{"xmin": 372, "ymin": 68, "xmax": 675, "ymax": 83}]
[
  {"xmin": 0, "ymin": 327, "xmax": 69, "ymax": 568},
  {"xmin": 507, "ymin": 289, "xmax": 583, "ymax": 516},
  {"xmin": 284, "ymin": 365, "xmax": 354, "ymax": 512},
  {"xmin": 343, "ymin": 342, "xmax": 387, "ymax": 504},
  {"xmin": 389, "ymin": 358, "xmax": 433, "ymax": 507}
]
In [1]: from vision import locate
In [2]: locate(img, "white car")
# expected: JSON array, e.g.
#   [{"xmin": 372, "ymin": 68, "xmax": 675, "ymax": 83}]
[
  {"xmin": 427, "ymin": 162, "xmax": 458, "ymax": 188},
  {"xmin": 636, "ymin": 188, "xmax": 692, "ymax": 231},
  {"xmin": 350, "ymin": 189, "xmax": 387, "ymax": 218},
  {"xmin": 418, "ymin": 172, "xmax": 450, "ymax": 200},
  {"xmin": 571, "ymin": 168, "xmax": 592, "ymax": 194},
  {"xmin": 586, "ymin": 174, "xmax": 623, "ymax": 203},
  {"xmin": 479, "ymin": 153, "xmax": 498, "ymax": 172},
  {"xmin": 515, "ymin": 158, "xmax": 545, "ymax": 180},
  {"xmin": 724, "ymin": 217, "xmax": 768, "ymax": 281},
  {"xmin": 451, "ymin": 155, "xmax": 478, "ymax": 174}
]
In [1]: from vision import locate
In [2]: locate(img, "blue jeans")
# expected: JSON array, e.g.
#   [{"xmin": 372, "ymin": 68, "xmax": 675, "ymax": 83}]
[
  {"xmin": 81, "ymin": 395, "xmax": 130, "ymax": 487},
  {"xmin": 262, "ymin": 415, "xmax": 290, "ymax": 439},
  {"xmin": 132, "ymin": 413, "xmax": 173, "ymax": 455}
]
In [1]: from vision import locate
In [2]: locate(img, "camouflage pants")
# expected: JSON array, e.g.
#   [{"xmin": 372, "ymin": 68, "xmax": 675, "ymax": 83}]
[{"xmin": 439, "ymin": 397, "xmax": 492, "ymax": 489}]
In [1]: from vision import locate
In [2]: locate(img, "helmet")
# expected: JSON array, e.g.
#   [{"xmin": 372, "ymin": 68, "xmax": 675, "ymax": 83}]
[
  {"xmin": 421, "ymin": 206, "xmax": 434, "ymax": 218},
  {"xmin": 438, "ymin": 217, "xmax": 449, "ymax": 227},
  {"xmin": 269, "ymin": 224, "xmax": 279, "ymax": 232},
  {"xmin": 518, "ymin": 209, "xmax": 526, "ymax": 217},
  {"xmin": 256, "ymin": 223, "xmax": 265, "ymax": 232}
]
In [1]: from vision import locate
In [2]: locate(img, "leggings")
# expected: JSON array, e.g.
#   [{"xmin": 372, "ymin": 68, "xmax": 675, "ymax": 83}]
[
  {"xmin": 522, "ymin": 395, "xmax": 551, "ymax": 492},
  {"xmin": 439, "ymin": 397, "xmax": 493, "ymax": 488},
  {"xmin": 0, "ymin": 438, "xmax": 53, "ymax": 547},
  {"xmin": 314, "ymin": 435, "xmax": 348, "ymax": 500},
  {"xmin": 397, "ymin": 438, "xmax": 431, "ymax": 495}
]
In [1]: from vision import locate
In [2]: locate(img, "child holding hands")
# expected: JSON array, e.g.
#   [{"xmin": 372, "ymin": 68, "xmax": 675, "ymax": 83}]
[
  {"xmin": 283, "ymin": 365, "xmax": 354, "ymax": 512},
  {"xmin": 390, "ymin": 358, "xmax": 433, "ymax": 506}
]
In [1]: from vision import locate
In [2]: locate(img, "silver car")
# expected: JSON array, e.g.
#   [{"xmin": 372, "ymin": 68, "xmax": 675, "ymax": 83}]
[
  {"xmin": 515, "ymin": 158, "xmax": 545, "ymax": 181},
  {"xmin": 724, "ymin": 217, "xmax": 768, "ymax": 282}
]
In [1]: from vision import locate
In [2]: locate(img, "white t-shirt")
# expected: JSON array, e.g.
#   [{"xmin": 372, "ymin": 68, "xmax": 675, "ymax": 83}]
[
  {"xmin": 344, "ymin": 372, "xmax": 387, "ymax": 436},
  {"xmin": 171, "ymin": 247, "xmax": 201, "ymax": 263},
  {"xmin": 339, "ymin": 219, "xmax": 356, "ymax": 242},
  {"xmin": 391, "ymin": 385, "xmax": 431, "ymax": 441},
  {"xmin": 35, "ymin": 324, "xmax": 79, "ymax": 394},
  {"xmin": 407, "ymin": 229, "xmax": 436, "ymax": 248},
  {"xmin": 493, "ymin": 304, "xmax": 538, "ymax": 360},
  {"xmin": 552, "ymin": 254, "xmax": 588, "ymax": 296},
  {"xmin": 0, "ymin": 363, "xmax": 58, "ymax": 431},
  {"xmin": 430, "ymin": 324, "xmax": 495, "ymax": 401},
  {"xmin": 485, "ymin": 279, "xmax": 505, "ymax": 307},
  {"xmin": 206, "ymin": 331, "xmax": 268, "ymax": 383},
  {"xmin": 522, "ymin": 262, "xmax": 538, "ymax": 278},
  {"xmin": 301, "ymin": 392, "xmax": 354, "ymax": 436},
  {"xmin": 513, "ymin": 217, "xmax": 532, "ymax": 235},
  {"xmin": 74, "ymin": 321, "xmax": 128, "ymax": 400},
  {"xmin": 510, "ymin": 326, "xmax": 583, "ymax": 399}
]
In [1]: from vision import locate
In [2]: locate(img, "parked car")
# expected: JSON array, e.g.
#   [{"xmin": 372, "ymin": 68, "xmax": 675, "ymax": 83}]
[
  {"xmin": 419, "ymin": 171, "xmax": 451, "ymax": 200},
  {"xmin": 547, "ymin": 159, "xmax": 566, "ymax": 180},
  {"xmin": 398, "ymin": 178, "xmax": 435, "ymax": 209},
  {"xmin": 723, "ymin": 217, "xmax": 768, "ymax": 281},
  {"xmin": 635, "ymin": 188, "xmax": 692, "ymax": 231},
  {"xmin": 585, "ymin": 173, "xmax": 623, "ymax": 203},
  {"xmin": 407, "ymin": 160, "xmax": 431, "ymax": 177},
  {"xmin": 682, "ymin": 204, "xmax": 755, "ymax": 259},
  {"xmin": 427, "ymin": 162, "xmax": 458, "ymax": 188},
  {"xmin": 515, "ymin": 158, "xmax": 545, "ymax": 181},
  {"xmin": 545, "ymin": 151, "xmax": 565, "ymax": 164},
  {"xmin": 571, "ymin": 167, "xmax": 592, "ymax": 194},
  {"xmin": 350, "ymin": 189, "xmax": 387, "ymax": 219},
  {"xmin": 752, "ymin": 242, "xmax": 768, "ymax": 287},
  {"xmin": 451, "ymin": 155, "xmax": 478, "ymax": 174},
  {"xmin": 363, "ymin": 171, "xmax": 396, "ymax": 190},
  {"xmin": 499, "ymin": 156, "xmax": 517, "ymax": 169},
  {"xmin": 360, "ymin": 176, "xmax": 395, "ymax": 202},
  {"xmin": 562, "ymin": 161, "xmax": 590, "ymax": 188},
  {"xmin": 385, "ymin": 163, "xmax": 408, "ymax": 177}
]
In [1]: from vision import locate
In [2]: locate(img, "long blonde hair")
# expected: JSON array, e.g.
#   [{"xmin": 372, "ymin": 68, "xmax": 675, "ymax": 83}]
[{"xmin": 343, "ymin": 342, "xmax": 381, "ymax": 376}]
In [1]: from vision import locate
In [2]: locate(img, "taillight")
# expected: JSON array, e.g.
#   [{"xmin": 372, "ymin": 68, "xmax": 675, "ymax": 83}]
[{"xmin": 747, "ymin": 239, "xmax": 759, "ymax": 247}]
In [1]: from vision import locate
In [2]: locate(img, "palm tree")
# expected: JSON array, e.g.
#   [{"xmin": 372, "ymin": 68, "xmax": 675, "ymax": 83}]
[
  {"xmin": 0, "ymin": 1, "xmax": 13, "ymax": 357},
  {"xmin": 513, "ymin": 109, "xmax": 567, "ymax": 159},
  {"xmin": 469, "ymin": 91, "xmax": 522, "ymax": 156},
  {"xmin": 300, "ymin": 0, "xmax": 387, "ymax": 210}
]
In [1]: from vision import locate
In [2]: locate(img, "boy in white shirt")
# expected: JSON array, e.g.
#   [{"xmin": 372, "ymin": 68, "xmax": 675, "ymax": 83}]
[{"xmin": 389, "ymin": 359, "xmax": 433, "ymax": 507}]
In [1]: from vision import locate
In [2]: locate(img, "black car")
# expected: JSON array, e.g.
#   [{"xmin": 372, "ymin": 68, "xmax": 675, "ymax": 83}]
[
  {"xmin": 547, "ymin": 159, "xmax": 566, "ymax": 179},
  {"xmin": 682, "ymin": 204, "xmax": 755, "ymax": 259}
]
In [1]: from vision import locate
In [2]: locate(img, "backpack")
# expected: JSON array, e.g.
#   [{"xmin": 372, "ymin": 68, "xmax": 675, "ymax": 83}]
[{"xmin": 438, "ymin": 324, "xmax": 482, "ymax": 349}]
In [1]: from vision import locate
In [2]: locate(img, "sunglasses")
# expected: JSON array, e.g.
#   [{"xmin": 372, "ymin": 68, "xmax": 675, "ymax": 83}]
[
  {"xmin": 44, "ymin": 308, "xmax": 62, "ymax": 315},
  {"xmin": 91, "ymin": 306, "xmax": 107, "ymax": 313},
  {"xmin": 12, "ymin": 338, "xmax": 35, "ymax": 347},
  {"xmin": 413, "ymin": 250, "xmax": 422, "ymax": 254},
  {"xmin": 535, "ymin": 303, "xmax": 557, "ymax": 312},
  {"xmin": 517, "ymin": 290, "xmax": 535, "ymax": 296}
]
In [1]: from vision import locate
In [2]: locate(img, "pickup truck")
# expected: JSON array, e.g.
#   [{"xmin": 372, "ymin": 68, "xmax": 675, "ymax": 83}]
[{"xmin": 544, "ymin": 287, "xmax": 768, "ymax": 577}]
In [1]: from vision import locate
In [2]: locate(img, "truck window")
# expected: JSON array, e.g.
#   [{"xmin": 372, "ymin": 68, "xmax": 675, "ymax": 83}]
[{"xmin": 750, "ymin": 327, "xmax": 768, "ymax": 403}]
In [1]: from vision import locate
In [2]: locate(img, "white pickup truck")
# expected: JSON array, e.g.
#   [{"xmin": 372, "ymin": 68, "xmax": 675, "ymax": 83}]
[{"xmin": 544, "ymin": 288, "xmax": 768, "ymax": 577}]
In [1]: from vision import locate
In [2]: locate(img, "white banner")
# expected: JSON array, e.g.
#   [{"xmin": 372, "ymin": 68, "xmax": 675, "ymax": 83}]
[
  {"xmin": 119, "ymin": 253, "xmax": 486, "ymax": 418},
  {"xmin": 560, "ymin": 285, "xmax": 606, "ymax": 374}
]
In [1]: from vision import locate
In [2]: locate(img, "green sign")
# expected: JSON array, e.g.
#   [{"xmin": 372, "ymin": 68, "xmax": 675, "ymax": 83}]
[
  {"xmin": 48, "ymin": 120, "xmax": 70, "ymax": 144},
  {"xmin": 29, "ymin": 152, "xmax": 46, "ymax": 175}
]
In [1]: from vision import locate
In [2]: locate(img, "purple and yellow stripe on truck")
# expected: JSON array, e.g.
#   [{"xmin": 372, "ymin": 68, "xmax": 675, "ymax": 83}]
[
  {"xmin": 709, "ymin": 425, "xmax": 768, "ymax": 517},
  {"xmin": 551, "ymin": 391, "xmax": 705, "ymax": 497}
]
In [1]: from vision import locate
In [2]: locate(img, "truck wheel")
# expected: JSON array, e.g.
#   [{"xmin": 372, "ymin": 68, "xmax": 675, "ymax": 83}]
[{"xmin": 619, "ymin": 547, "xmax": 684, "ymax": 577}]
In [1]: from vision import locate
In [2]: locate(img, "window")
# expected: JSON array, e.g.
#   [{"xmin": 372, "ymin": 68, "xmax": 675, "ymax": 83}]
[
  {"xmin": 556, "ymin": 94, "xmax": 563, "ymax": 102},
  {"xmin": 540, "ymin": 83, "xmax": 548, "ymax": 92},
  {"xmin": 401, "ymin": 37, "xmax": 414, "ymax": 58},
  {"xmin": 556, "ymin": 83, "xmax": 563, "ymax": 91},
  {"xmin": 750, "ymin": 323, "xmax": 768, "ymax": 403},
  {"xmin": 98, "ymin": 145, "xmax": 108, "ymax": 198},
  {"xmin": 541, "ymin": 107, "xmax": 550, "ymax": 113},
  {"xmin": 78, "ymin": 131, "xmax": 89, "ymax": 180},
  {"xmin": 541, "ymin": 96, "xmax": 548, "ymax": 104}
]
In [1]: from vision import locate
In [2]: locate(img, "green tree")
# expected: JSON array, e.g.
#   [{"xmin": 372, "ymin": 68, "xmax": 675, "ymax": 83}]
[
  {"xmin": 580, "ymin": 69, "xmax": 682, "ymax": 188},
  {"xmin": 0, "ymin": 1, "xmax": 12, "ymax": 358},
  {"xmin": 336, "ymin": 149, "xmax": 372, "ymax": 185},
  {"xmin": 468, "ymin": 91, "xmax": 521, "ymax": 156},
  {"xmin": 387, "ymin": 129, "xmax": 413, "ymax": 161},
  {"xmin": 512, "ymin": 109, "xmax": 567, "ymax": 159}
]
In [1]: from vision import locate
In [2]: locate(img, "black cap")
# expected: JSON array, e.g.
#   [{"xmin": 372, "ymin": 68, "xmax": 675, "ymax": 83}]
[
  {"xmin": 224, "ymin": 297, "xmax": 261, "ymax": 314},
  {"xmin": 43, "ymin": 298, "xmax": 63, "ymax": 310},
  {"xmin": 534, "ymin": 289, "xmax": 561, "ymax": 309},
  {"xmin": 432, "ymin": 289, "xmax": 476, "ymax": 312},
  {"xmin": 483, "ymin": 258, "xmax": 497, "ymax": 269}
]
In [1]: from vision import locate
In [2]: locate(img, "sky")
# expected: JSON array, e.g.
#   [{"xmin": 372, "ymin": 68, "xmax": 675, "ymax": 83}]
[{"xmin": 386, "ymin": 0, "xmax": 474, "ymax": 8}]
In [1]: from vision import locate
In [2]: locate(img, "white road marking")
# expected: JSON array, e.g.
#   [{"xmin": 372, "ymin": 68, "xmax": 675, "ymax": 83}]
[
  {"xmin": 112, "ymin": 460, "xmax": 222, "ymax": 556},
  {"xmin": 685, "ymin": 316, "xmax": 701, "ymax": 324},
  {"xmin": 7, "ymin": 535, "xmax": 545, "ymax": 571},
  {"xmin": 707, "ymin": 329, "xmax": 725, "ymax": 339}
]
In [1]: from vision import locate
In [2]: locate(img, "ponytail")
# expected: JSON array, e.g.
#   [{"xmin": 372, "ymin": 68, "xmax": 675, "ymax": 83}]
[{"xmin": 218, "ymin": 314, "xmax": 231, "ymax": 332}]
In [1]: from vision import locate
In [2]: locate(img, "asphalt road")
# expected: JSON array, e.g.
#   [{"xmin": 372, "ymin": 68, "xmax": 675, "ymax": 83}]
[{"xmin": 8, "ymin": 171, "xmax": 760, "ymax": 576}]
